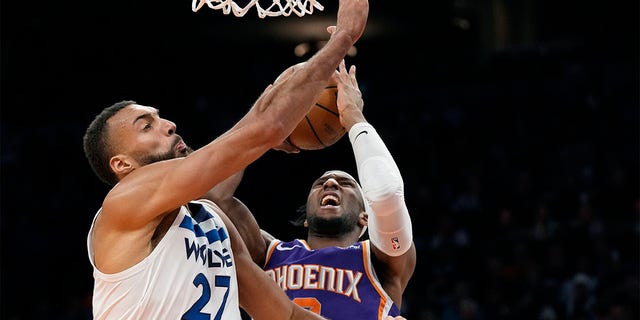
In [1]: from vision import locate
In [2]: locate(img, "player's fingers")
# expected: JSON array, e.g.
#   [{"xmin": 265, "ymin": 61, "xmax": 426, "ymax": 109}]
[
  {"xmin": 348, "ymin": 65, "xmax": 357, "ymax": 83},
  {"xmin": 273, "ymin": 139, "xmax": 300, "ymax": 154},
  {"xmin": 338, "ymin": 60, "xmax": 350, "ymax": 81}
]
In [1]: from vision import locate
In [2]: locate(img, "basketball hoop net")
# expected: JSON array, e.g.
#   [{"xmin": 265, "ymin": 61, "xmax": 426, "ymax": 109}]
[{"xmin": 191, "ymin": 0, "xmax": 324, "ymax": 18}]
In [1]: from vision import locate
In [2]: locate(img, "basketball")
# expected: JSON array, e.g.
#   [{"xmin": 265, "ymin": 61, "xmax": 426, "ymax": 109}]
[
  {"xmin": 274, "ymin": 63, "xmax": 346, "ymax": 150},
  {"xmin": 289, "ymin": 77, "xmax": 344, "ymax": 150}
]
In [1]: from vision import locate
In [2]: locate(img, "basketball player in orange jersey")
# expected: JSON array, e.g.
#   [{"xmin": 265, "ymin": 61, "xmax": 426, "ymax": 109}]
[
  {"xmin": 213, "ymin": 61, "xmax": 416, "ymax": 320},
  {"xmin": 82, "ymin": 0, "xmax": 371, "ymax": 319}
]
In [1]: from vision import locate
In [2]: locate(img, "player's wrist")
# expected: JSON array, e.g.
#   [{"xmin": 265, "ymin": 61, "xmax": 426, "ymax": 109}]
[
  {"xmin": 348, "ymin": 121, "xmax": 373, "ymax": 140},
  {"xmin": 342, "ymin": 109, "xmax": 367, "ymax": 131},
  {"xmin": 328, "ymin": 28, "xmax": 356, "ymax": 49}
]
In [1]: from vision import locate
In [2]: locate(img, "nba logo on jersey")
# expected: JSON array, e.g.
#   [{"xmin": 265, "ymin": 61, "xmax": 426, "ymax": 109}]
[{"xmin": 391, "ymin": 237, "xmax": 400, "ymax": 250}]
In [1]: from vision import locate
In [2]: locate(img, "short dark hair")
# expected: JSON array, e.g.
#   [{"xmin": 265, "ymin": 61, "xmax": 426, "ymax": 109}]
[{"xmin": 83, "ymin": 100, "xmax": 136, "ymax": 186}]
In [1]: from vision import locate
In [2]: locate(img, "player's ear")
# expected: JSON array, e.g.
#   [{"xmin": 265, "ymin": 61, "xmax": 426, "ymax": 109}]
[
  {"xmin": 110, "ymin": 154, "xmax": 135, "ymax": 177},
  {"xmin": 359, "ymin": 211, "xmax": 368, "ymax": 227},
  {"xmin": 303, "ymin": 219, "xmax": 309, "ymax": 228}
]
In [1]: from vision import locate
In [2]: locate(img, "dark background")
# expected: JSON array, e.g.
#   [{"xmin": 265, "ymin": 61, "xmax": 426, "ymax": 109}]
[{"xmin": 1, "ymin": 0, "xmax": 638, "ymax": 319}]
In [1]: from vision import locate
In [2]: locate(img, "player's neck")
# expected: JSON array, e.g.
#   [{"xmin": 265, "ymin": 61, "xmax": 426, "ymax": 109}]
[{"xmin": 306, "ymin": 233, "xmax": 360, "ymax": 249}]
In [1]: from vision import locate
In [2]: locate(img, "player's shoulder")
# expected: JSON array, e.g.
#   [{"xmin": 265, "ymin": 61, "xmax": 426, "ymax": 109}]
[
  {"xmin": 268, "ymin": 238, "xmax": 310, "ymax": 253},
  {"xmin": 192, "ymin": 198, "xmax": 223, "ymax": 213}
]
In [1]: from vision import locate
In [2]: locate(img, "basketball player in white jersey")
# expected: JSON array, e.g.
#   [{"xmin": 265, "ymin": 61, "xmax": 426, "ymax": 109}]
[
  {"xmin": 215, "ymin": 61, "xmax": 416, "ymax": 320},
  {"xmin": 82, "ymin": 0, "xmax": 370, "ymax": 319}
]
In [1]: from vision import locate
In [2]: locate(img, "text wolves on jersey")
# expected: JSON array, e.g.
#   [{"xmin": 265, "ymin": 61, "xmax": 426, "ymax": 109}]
[{"xmin": 179, "ymin": 205, "xmax": 234, "ymax": 269}]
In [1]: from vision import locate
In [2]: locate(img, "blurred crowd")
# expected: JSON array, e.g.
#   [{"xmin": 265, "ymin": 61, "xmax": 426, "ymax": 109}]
[{"xmin": 376, "ymin": 47, "xmax": 639, "ymax": 320}]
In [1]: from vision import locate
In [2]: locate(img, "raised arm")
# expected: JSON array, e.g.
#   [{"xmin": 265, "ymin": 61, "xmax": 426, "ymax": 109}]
[
  {"xmin": 335, "ymin": 61, "xmax": 416, "ymax": 307},
  {"xmin": 103, "ymin": 0, "xmax": 369, "ymax": 228}
]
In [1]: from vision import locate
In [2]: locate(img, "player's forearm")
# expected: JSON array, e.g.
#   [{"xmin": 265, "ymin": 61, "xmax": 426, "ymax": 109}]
[
  {"xmin": 237, "ymin": 257, "xmax": 326, "ymax": 320},
  {"xmin": 349, "ymin": 122, "xmax": 413, "ymax": 256},
  {"xmin": 349, "ymin": 122, "xmax": 403, "ymax": 199}
]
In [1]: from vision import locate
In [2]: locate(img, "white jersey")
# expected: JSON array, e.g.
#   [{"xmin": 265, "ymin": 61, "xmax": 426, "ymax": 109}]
[{"xmin": 87, "ymin": 199, "xmax": 242, "ymax": 320}]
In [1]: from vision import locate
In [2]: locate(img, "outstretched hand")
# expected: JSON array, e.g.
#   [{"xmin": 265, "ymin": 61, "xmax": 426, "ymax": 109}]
[{"xmin": 333, "ymin": 60, "xmax": 365, "ymax": 131}]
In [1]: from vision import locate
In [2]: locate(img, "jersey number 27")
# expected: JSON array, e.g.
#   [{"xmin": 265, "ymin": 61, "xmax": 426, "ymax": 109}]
[{"xmin": 183, "ymin": 273, "xmax": 231, "ymax": 320}]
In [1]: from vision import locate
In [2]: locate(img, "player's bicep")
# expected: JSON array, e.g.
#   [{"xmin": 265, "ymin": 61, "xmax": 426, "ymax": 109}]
[{"xmin": 101, "ymin": 163, "xmax": 179, "ymax": 229}]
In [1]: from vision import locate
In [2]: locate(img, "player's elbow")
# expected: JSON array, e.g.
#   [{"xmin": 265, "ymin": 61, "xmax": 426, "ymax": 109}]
[
  {"xmin": 363, "ymin": 178, "xmax": 403, "ymax": 204},
  {"xmin": 360, "ymin": 157, "xmax": 404, "ymax": 204}
]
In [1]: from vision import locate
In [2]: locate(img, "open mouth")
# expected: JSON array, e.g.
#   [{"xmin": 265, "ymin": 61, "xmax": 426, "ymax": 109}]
[{"xmin": 321, "ymin": 194, "xmax": 340, "ymax": 207}]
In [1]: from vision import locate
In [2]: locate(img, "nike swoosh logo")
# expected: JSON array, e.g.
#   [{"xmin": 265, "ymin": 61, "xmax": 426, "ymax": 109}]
[
  {"xmin": 276, "ymin": 243, "xmax": 302, "ymax": 251},
  {"xmin": 355, "ymin": 130, "xmax": 368, "ymax": 141}
]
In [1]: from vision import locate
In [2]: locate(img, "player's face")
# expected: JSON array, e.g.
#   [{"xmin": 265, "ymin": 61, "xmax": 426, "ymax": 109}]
[
  {"xmin": 305, "ymin": 170, "xmax": 365, "ymax": 236},
  {"xmin": 109, "ymin": 104, "xmax": 192, "ymax": 167}
]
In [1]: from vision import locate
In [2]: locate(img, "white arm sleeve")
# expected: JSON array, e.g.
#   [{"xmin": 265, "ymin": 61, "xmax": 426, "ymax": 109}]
[{"xmin": 349, "ymin": 122, "xmax": 413, "ymax": 256}]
